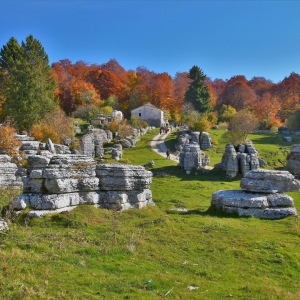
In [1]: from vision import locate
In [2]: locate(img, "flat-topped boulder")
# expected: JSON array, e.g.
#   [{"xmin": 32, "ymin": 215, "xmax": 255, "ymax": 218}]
[
  {"xmin": 240, "ymin": 169, "xmax": 300, "ymax": 193},
  {"xmin": 212, "ymin": 189, "xmax": 297, "ymax": 219},
  {"xmin": 96, "ymin": 164, "xmax": 152, "ymax": 191}
]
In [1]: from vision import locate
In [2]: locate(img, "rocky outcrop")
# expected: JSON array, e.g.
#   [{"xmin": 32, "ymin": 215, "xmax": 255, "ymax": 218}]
[
  {"xmin": 211, "ymin": 169, "xmax": 299, "ymax": 219},
  {"xmin": 175, "ymin": 129, "xmax": 213, "ymax": 151},
  {"xmin": 11, "ymin": 155, "xmax": 154, "ymax": 217},
  {"xmin": 287, "ymin": 144, "xmax": 300, "ymax": 175},
  {"xmin": 144, "ymin": 160, "xmax": 154, "ymax": 168},
  {"xmin": 284, "ymin": 136, "xmax": 292, "ymax": 142},
  {"xmin": 79, "ymin": 126, "xmax": 112, "ymax": 158},
  {"xmin": 0, "ymin": 155, "xmax": 23, "ymax": 189},
  {"xmin": 240, "ymin": 169, "xmax": 300, "ymax": 193},
  {"xmin": 0, "ymin": 219, "xmax": 9, "ymax": 232},
  {"xmin": 111, "ymin": 144, "xmax": 122, "ymax": 161},
  {"xmin": 179, "ymin": 143, "xmax": 210, "ymax": 173},
  {"xmin": 278, "ymin": 126, "xmax": 290, "ymax": 134},
  {"xmin": 200, "ymin": 132, "xmax": 213, "ymax": 150},
  {"xmin": 215, "ymin": 141, "xmax": 267, "ymax": 178}
]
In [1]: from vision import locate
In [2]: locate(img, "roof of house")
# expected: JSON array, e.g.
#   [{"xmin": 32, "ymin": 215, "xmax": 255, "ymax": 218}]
[{"xmin": 131, "ymin": 102, "xmax": 162, "ymax": 112}]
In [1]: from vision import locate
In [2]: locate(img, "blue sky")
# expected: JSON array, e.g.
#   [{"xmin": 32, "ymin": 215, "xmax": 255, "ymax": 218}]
[{"xmin": 1, "ymin": 0, "xmax": 300, "ymax": 82}]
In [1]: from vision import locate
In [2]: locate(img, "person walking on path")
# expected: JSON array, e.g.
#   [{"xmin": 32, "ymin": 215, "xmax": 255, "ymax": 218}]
[
  {"xmin": 166, "ymin": 149, "xmax": 170, "ymax": 159},
  {"xmin": 175, "ymin": 150, "xmax": 179, "ymax": 160}
]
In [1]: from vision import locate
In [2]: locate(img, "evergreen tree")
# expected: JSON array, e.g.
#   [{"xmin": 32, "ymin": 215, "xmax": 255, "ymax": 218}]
[
  {"xmin": 0, "ymin": 35, "xmax": 58, "ymax": 130},
  {"xmin": 185, "ymin": 65, "xmax": 211, "ymax": 113}
]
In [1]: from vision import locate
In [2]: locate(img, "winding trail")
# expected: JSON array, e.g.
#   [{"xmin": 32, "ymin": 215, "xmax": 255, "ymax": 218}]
[{"xmin": 150, "ymin": 131, "xmax": 178, "ymax": 162}]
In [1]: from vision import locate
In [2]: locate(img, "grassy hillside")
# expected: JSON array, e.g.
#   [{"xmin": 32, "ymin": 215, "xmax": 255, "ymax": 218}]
[{"xmin": 0, "ymin": 129, "xmax": 299, "ymax": 299}]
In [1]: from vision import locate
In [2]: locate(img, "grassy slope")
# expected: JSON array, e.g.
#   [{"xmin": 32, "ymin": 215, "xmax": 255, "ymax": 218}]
[{"xmin": 0, "ymin": 130, "xmax": 300, "ymax": 299}]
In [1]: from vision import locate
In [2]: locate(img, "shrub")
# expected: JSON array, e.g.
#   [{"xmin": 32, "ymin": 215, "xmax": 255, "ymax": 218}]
[
  {"xmin": 0, "ymin": 122, "xmax": 21, "ymax": 159},
  {"xmin": 118, "ymin": 119, "xmax": 132, "ymax": 138},
  {"xmin": 31, "ymin": 109, "xmax": 73, "ymax": 143},
  {"xmin": 189, "ymin": 118, "xmax": 211, "ymax": 132},
  {"xmin": 286, "ymin": 110, "xmax": 300, "ymax": 131},
  {"xmin": 219, "ymin": 105, "xmax": 236, "ymax": 122},
  {"xmin": 222, "ymin": 109, "xmax": 258, "ymax": 145},
  {"xmin": 72, "ymin": 105, "xmax": 100, "ymax": 121},
  {"xmin": 218, "ymin": 122, "xmax": 229, "ymax": 130},
  {"xmin": 100, "ymin": 106, "xmax": 113, "ymax": 116},
  {"xmin": 130, "ymin": 116, "xmax": 148, "ymax": 129},
  {"xmin": 109, "ymin": 121, "xmax": 119, "ymax": 133}
]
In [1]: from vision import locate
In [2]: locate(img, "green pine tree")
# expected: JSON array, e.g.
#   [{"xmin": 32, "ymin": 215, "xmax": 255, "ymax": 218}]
[
  {"xmin": 0, "ymin": 35, "xmax": 58, "ymax": 130},
  {"xmin": 185, "ymin": 65, "xmax": 211, "ymax": 113}
]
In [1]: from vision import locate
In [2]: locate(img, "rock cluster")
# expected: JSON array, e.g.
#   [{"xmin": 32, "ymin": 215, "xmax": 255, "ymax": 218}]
[
  {"xmin": 215, "ymin": 141, "xmax": 267, "ymax": 178},
  {"xmin": 287, "ymin": 144, "xmax": 300, "ymax": 175},
  {"xmin": 175, "ymin": 129, "xmax": 213, "ymax": 151},
  {"xmin": 211, "ymin": 169, "xmax": 299, "ymax": 219},
  {"xmin": 278, "ymin": 126, "xmax": 290, "ymax": 134},
  {"xmin": 11, "ymin": 155, "xmax": 154, "ymax": 217},
  {"xmin": 179, "ymin": 143, "xmax": 210, "ymax": 173},
  {"xmin": 0, "ymin": 155, "xmax": 23, "ymax": 189},
  {"xmin": 79, "ymin": 126, "xmax": 112, "ymax": 158}
]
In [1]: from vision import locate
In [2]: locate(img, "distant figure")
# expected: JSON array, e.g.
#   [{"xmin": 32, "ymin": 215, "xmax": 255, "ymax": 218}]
[
  {"xmin": 160, "ymin": 127, "xmax": 164, "ymax": 134},
  {"xmin": 164, "ymin": 127, "xmax": 168, "ymax": 134},
  {"xmin": 176, "ymin": 150, "xmax": 179, "ymax": 160},
  {"xmin": 166, "ymin": 149, "xmax": 170, "ymax": 159}
]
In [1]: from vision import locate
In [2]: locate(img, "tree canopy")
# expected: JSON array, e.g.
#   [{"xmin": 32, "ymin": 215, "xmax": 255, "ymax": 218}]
[{"xmin": 0, "ymin": 35, "xmax": 58, "ymax": 130}]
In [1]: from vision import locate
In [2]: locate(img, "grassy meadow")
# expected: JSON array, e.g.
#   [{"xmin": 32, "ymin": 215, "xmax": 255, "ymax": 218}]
[{"xmin": 0, "ymin": 129, "xmax": 299, "ymax": 299}]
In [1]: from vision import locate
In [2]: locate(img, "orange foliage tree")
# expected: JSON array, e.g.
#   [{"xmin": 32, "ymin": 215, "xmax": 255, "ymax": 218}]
[{"xmin": 0, "ymin": 122, "xmax": 21, "ymax": 159}]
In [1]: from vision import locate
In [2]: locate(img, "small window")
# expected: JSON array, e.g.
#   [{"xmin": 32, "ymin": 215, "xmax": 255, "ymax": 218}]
[{"xmin": 139, "ymin": 113, "xmax": 141, "ymax": 117}]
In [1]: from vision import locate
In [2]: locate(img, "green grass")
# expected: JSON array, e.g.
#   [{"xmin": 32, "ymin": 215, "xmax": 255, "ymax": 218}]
[{"xmin": 0, "ymin": 129, "xmax": 300, "ymax": 299}]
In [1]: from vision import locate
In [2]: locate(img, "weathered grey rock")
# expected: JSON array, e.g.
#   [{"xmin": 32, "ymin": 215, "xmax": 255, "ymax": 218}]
[
  {"xmin": 0, "ymin": 219, "xmax": 9, "ymax": 231},
  {"xmin": 200, "ymin": 132, "xmax": 213, "ymax": 150},
  {"xmin": 287, "ymin": 144, "xmax": 300, "ymax": 175},
  {"xmin": 118, "ymin": 139, "xmax": 132, "ymax": 149},
  {"xmin": 211, "ymin": 189, "xmax": 297, "ymax": 219},
  {"xmin": 278, "ymin": 126, "xmax": 290, "ymax": 134},
  {"xmin": 144, "ymin": 160, "xmax": 154, "ymax": 168},
  {"xmin": 179, "ymin": 143, "xmax": 210, "ymax": 172},
  {"xmin": 240, "ymin": 169, "xmax": 300, "ymax": 193},
  {"xmin": 27, "ymin": 206, "xmax": 77, "ymax": 219},
  {"xmin": 191, "ymin": 131, "xmax": 200, "ymax": 144},
  {"xmin": 0, "ymin": 155, "xmax": 23, "ymax": 189},
  {"xmin": 284, "ymin": 136, "xmax": 292, "ymax": 142},
  {"xmin": 46, "ymin": 138, "xmax": 56, "ymax": 154},
  {"xmin": 14, "ymin": 134, "xmax": 35, "ymax": 142},
  {"xmin": 54, "ymin": 144, "xmax": 70, "ymax": 154},
  {"xmin": 95, "ymin": 145, "xmax": 104, "ymax": 158},
  {"xmin": 74, "ymin": 125, "xmax": 81, "ymax": 135},
  {"xmin": 112, "ymin": 144, "xmax": 122, "ymax": 160},
  {"xmin": 20, "ymin": 141, "xmax": 40, "ymax": 151},
  {"xmin": 96, "ymin": 164, "xmax": 152, "ymax": 191},
  {"xmin": 216, "ymin": 141, "xmax": 264, "ymax": 177}
]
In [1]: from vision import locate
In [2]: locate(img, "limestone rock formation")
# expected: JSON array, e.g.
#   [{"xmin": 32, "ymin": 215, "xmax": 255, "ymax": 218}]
[
  {"xmin": 211, "ymin": 169, "xmax": 299, "ymax": 219},
  {"xmin": 0, "ymin": 155, "xmax": 23, "ymax": 189},
  {"xmin": 211, "ymin": 190, "xmax": 297, "ymax": 219},
  {"xmin": 287, "ymin": 144, "xmax": 300, "ymax": 175},
  {"xmin": 11, "ymin": 156, "xmax": 154, "ymax": 217},
  {"xmin": 200, "ymin": 132, "xmax": 213, "ymax": 150},
  {"xmin": 215, "ymin": 141, "xmax": 266, "ymax": 178},
  {"xmin": 240, "ymin": 169, "xmax": 300, "ymax": 193},
  {"xmin": 112, "ymin": 144, "xmax": 122, "ymax": 160},
  {"xmin": 278, "ymin": 126, "xmax": 290, "ymax": 134},
  {"xmin": 284, "ymin": 136, "xmax": 292, "ymax": 142},
  {"xmin": 144, "ymin": 160, "xmax": 155, "ymax": 168},
  {"xmin": 179, "ymin": 143, "xmax": 210, "ymax": 173},
  {"xmin": 79, "ymin": 126, "xmax": 112, "ymax": 158}
]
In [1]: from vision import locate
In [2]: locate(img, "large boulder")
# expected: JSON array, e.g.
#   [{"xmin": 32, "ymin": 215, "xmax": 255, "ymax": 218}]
[
  {"xmin": 287, "ymin": 144, "xmax": 300, "ymax": 175},
  {"xmin": 112, "ymin": 144, "xmax": 122, "ymax": 160},
  {"xmin": 0, "ymin": 155, "xmax": 23, "ymax": 189},
  {"xmin": 179, "ymin": 143, "xmax": 210, "ymax": 173},
  {"xmin": 200, "ymin": 132, "xmax": 213, "ymax": 150},
  {"xmin": 240, "ymin": 169, "xmax": 300, "ymax": 193},
  {"xmin": 96, "ymin": 164, "xmax": 152, "ymax": 191},
  {"xmin": 211, "ymin": 189, "xmax": 297, "ymax": 219}
]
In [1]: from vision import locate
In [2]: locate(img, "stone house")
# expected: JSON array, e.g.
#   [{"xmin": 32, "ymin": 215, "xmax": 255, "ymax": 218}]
[
  {"xmin": 90, "ymin": 114, "xmax": 113, "ymax": 126},
  {"xmin": 131, "ymin": 103, "xmax": 164, "ymax": 127}
]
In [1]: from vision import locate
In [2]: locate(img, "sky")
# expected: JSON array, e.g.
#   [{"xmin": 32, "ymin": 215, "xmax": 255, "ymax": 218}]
[{"xmin": 1, "ymin": 0, "xmax": 300, "ymax": 82}]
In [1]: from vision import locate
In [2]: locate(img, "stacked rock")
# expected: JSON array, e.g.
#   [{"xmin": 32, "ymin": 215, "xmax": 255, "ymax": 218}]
[
  {"xmin": 11, "ymin": 155, "xmax": 154, "ymax": 217},
  {"xmin": 200, "ymin": 132, "xmax": 213, "ymax": 150},
  {"xmin": 179, "ymin": 143, "xmax": 210, "ymax": 174},
  {"xmin": 0, "ymin": 155, "xmax": 23, "ymax": 189},
  {"xmin": 96, "ymin": 164, "xmax": 153, "ymax": 210},
  {"xmin": 215, "ymin": 141, "xmax": 267, "ymax": 178},
  {"xmin": 211, "ymin": 169, "xmax": 299, "ymax": 219},
  {"xmin": 287, "ymin": 144, "xmax": 300, "ymax": 175}
]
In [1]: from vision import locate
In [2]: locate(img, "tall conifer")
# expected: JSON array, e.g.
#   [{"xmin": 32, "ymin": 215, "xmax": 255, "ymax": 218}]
[
  {"xmin": 0, "ymin": 35, "xmax": 58, "ymax": 130},
  {"xmin": 185, "ymin": 65, "xmax": 211, "ymax": 113}
]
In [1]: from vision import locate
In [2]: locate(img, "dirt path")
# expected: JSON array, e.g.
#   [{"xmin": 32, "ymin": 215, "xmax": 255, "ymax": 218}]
[{"xmin": 150, "ymin": 131, "xmax": 178, "ymax": 162}]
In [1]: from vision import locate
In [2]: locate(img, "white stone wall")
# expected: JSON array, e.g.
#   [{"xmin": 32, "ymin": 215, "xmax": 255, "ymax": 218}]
[{"xmin": 131, "ymin": 105, "xmax": 164, "ymax": 127}]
